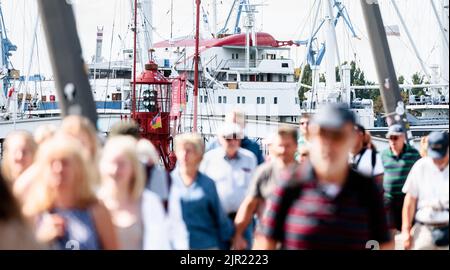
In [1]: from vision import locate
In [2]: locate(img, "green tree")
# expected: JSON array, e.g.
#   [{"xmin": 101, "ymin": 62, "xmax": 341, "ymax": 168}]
[{"xmin": 298, "ymin": 64, "xmax": 312, "ymax": 103}]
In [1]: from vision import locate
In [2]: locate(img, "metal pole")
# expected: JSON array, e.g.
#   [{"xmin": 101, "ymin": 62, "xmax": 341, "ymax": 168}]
[
  {"xmin": 37, "ymin": 0, "xmax": 98, "ymax": 128},
  {"xmin": 193, "ymin": 0, "xmax": 201, "ymax": 132},
  {"xmin": 132, "ymin": 0, "xmax": 138, "ymax": 118},
  {"xmin": 430, "ymin": 0, "xmax": 449, "ymax": 50},
  {"xmin": 360, "ymin": 0, "xmax": 410, "ymax": 138}
]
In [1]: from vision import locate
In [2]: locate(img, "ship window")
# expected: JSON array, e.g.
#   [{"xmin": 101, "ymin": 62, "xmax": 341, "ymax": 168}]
[
  {"xmin": 200, "ymin": 96, "xmax": 203, "ymax": 103},
  {"xmin": 282, "ymin": 75, "xmax": 287, "ymax": 82},
  {"xmin": 218, "ymin": 96, "xmax": 222, "ymax": 103},
  {"xmin": 257, "ymin": 97, "xmax": 261, "ymax": 104},
  {"xmin": 262, "ymin": 97, "xmax": 265, "ymax": 104},
  {"xmin": 274, "ymin": 97, "xmax": 278, "ymax": 104},
  {"xmin": 295, "ymin": 97, "xmax": 299, "ymax": 104},
  {"xmin": 237, "ymin": 97, "xmax": 241, "ymax": 104},
  {"xmin": 223, "ymin": 96, "xmax": 227, "ymax": 104},
  {"xmin": 282, "ymin": 63, "xmax": 289, "ymax": 68},
  {"xmin": 204, "ymin": 95, "xmax": 208, "ymax": 103},
  {"xmin": 242, "ymin": 97, "xmax": 246, "ymax": 104}
]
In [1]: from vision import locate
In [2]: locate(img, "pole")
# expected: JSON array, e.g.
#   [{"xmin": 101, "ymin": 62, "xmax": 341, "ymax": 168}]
[
  {"xmin": 193, "ymin": 0, "xmax": 201, "ymax": 132},
  {"xmin": 37, "ymin": 0, "xmax": 98, "ymax": 128},
  {"xmin": 360, "ymin": 0, "xmax": 410, "ymax": 138},
  {"xmin": 132, "ymin": 0, "xmax": 138, "ymax": 118}
]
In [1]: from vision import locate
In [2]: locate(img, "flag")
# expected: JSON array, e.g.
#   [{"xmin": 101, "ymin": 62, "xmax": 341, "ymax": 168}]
[{"xmin": 150, "ymin": 113, "xmax": 162, "ymax": 129}]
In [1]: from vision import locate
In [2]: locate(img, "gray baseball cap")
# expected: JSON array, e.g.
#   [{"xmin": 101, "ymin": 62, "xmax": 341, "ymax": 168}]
[
  {"xmin": 427, "ymin": 131, "xmax": 449, "ymax": 159},
  {"xmin": 386, "ymin": 124, "xmax": 405, "ymax": 138},
  {"xmin": 311, "ymin": 103, "xmax": 356, "ymax": 129}
]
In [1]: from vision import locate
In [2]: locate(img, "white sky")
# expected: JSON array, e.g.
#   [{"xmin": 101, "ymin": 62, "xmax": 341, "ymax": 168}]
[{"xmin": 1, "ymin": 0, "xmax": 448, "ymax": 83}]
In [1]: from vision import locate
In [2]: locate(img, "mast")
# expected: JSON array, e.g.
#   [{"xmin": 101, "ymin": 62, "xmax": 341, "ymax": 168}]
[
  {"xmin": 211, "ymin": 0, "xmax": 218, "ymax": 37},
  {"xmin": 132, "ymin": 0, "xmax": 138, "ymax": 117},
  {"xmin": 193, "ymin": 0, "xmax": 201, "ymax": 132},
  {"xmin": 324, "ymin": 0, "xmax": 336, "ymax": 94},
  {"xmin": 441, "ymin": 0, "xmax": 449, "ymax": 84}
]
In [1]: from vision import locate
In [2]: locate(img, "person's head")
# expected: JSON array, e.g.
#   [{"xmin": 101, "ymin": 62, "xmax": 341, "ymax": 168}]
[
  {"xmin": 225, "ymin": 109, "xmax": 246, "ymax": 130},
  {"xmin": 60, "ymin": 115, "xmax": 99, "ymax": 159},
  {"xmin": 299, "ymin": 114, "xmax": 311, "ymax": 137},
  {"xmin": 23, "ymin": 135, "xmax": 97, "ymax": 216},
  {"xmin": 271, "ymin": 126, "xmax": 298, "ymax": 165},
  {"xmin": 174, "ymin": 133, "xmax": 204, "ymax": 171},
  {"xmin": 217, "ymin": 123, "xmax": 244, "ymax": 158},
  {"xmin": 308, "ymin": 104, "xmax": 356, "ymax": 180},
  {"xmin": 109, "ymin": 120, "xmax": 140, "ymax": 140},
  {"xmin": 427, "ymin": 131, "xmax": 449, "ymax": 169},
  {"xmin": 1, "ymin": 131, "xmax": 37, "ymax": 183},
  {"xmin": 352, "ymin": 124, "xmax": 366, "ymax": 154},
  {"xmin": 419, "ymin": 135, "xmax": 429, "ymax": 158},
  {"xmin": 136, "ymin": 138, "xmax": 160, "ymax": 166},
  {"xmin": 33, "ymin": 124, "xmax": 58, "ymax": 145},
  {"xmin": 386, "ymin": 124, "xmax": 406, "ymax": 154},
  {"xmin": 100, "ymin": 136, "xmax": 145, "ymax": 201}
]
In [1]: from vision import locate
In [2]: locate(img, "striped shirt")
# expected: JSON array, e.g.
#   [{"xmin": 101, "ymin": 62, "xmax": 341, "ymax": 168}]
[
  {"xmin": 259, "ymin": 163, "xmax": 391, "ymax": 250},
  {"xmin": 381, "ymin": 144, "xmax": 420, "ymax": 199}
]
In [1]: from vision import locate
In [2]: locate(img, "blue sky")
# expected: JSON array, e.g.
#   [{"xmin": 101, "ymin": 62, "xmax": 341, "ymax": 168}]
[{"xmin": 2, "ymin": 0, "xmax": 448, "ymax": 83}]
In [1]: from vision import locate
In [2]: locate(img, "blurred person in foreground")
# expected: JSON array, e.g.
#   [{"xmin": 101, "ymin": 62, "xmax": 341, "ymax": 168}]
[
  {"xmin": 381, "ymin": 124, "xmax": 421, "ymax": 232},
  {"xmin": 168, "ymin": 133, "xmax": 233, "ymax": 250},
  {"xmin": 99, "ymin": 136, "xmax": 169, "ymax": 249},
  {"xmin": 206, "ymin": 109, "xmax": 264, "ymax": 165},
  {"xmin": 402, "ymin": 131, "xmax": 449, "ymax": 250},
  {"xmin": 23, "ymin": 135, "xmax": 118, "ymax": 250},
  {"xmin": 254, "ymin": 104, "xmax": 393, "ymax": 250},
  {"xmin": 1, "ymin": 130, "xmax": 37, "ymax": 185},
  {"xmin": 0, "ymin": 172, "xmax": 42, "ymax": 249},
  {"xmin": 232, "ymin": 126, "xmax": 298, "ymax": 250}
]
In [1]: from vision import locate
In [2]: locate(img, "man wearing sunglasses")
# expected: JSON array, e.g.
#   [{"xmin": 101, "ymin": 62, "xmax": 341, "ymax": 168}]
[
  {"xmin": 381, "ymin": 124, "xmax": 421, "ymax": 233},
  {"xmin": 200, "ymin": 123, "xmax": 258, "ymax": 249}
]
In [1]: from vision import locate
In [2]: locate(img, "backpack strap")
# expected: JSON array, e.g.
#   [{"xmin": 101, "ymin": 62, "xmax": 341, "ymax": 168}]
[{"xmin": 371, "ymin": 148, "xmax": 377, "ymax": 176}]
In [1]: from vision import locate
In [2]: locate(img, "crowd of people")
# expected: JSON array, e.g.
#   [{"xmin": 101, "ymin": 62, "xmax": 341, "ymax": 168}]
[{"xmin": 0, "ymin": 104, "xmax": 448, "ymax": 250}]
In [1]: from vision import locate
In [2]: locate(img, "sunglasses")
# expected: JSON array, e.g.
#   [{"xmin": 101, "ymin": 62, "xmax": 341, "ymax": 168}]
[
  {"xmin": 300, "ymin": 121, "xmax": 309, "ymax": 126},
  {"xmin": 389, "ymin": 136, "xmax": 400, "ymax": 141}
]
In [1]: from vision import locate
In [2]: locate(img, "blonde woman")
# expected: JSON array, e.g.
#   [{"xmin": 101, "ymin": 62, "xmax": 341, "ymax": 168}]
[
  {"xmin": 23, "ymin": 135, "xmax": 118, "ymax": 250},
  {"xmin": 1, "ymin": 130, "xmax": 37, "ymax": 184},
  {"xmin": 99, "ymin": 136, "xmax": 170, "ymax": 250}
]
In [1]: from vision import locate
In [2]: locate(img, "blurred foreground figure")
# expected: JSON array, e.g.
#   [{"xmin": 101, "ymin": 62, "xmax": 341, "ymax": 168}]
[
  {"xmin": 0, "ymin": 172, "xmax": 42, "ymax": 249},
  {"xmin": 23, "ymin": 135, "xmax": 118, "ymax": 250},
  {"xmin": 168, "ymin": 133, "xmax": 233, "ymax": 250},
  {"xmin": 402, "ymin": 132, "xmax": 449, "ymax": 250},
  {"xmin": 232, "ymin": 126, "xmax": 298, "ymax": 250},
  {"xmin": 1, "ymin": 131, "xmax": 37, "ymax": 184},
  {"xmin": 255, "ymin": 104, "xmax": 393, "ymax": 250}
]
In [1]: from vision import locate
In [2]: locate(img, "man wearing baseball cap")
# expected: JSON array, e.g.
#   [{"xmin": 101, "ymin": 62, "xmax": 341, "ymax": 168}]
[
  {"xmin": 255, "ymin": 104, "xmax": 392, "ymax": 250},
  {"xmin": 402, "ymin": 131, "xmax": 449, "ymax": 250},
  {"xmin": 381, "ymin": 124, "xmax": 421, "ymax": 232}
]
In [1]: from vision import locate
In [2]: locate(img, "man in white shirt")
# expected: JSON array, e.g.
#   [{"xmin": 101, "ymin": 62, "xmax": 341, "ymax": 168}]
[
  {"xmin": 402, "ymin": 131, "xmax": 449, "ymax": 250},
  {"xmin": 200, "ymin": 123, "xmax": 258, "ymax": 248}
]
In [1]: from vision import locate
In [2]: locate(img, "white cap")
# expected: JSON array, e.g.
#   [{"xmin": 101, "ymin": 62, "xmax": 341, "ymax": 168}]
[{"xmin": 217, "ymin": 122, "xmax": 244, "ymax": 139}]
